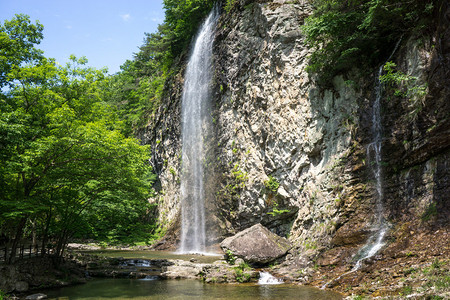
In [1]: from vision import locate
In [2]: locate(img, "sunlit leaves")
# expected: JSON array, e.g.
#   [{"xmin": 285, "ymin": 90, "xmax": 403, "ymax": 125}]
[
  {"xmin": 0, "ymin": 15, "xmax": 155, "ymax": 248},
  {"xmin": 0, "ymin": 14, "xmax": 44, "ymax": 88},
  {"xmin": 163, "ymin": 0, "xmax": 214, "ymax": 59},
  {"xmin": 104, "ymin": 0, "xmax": 215, "ymax": 133}
]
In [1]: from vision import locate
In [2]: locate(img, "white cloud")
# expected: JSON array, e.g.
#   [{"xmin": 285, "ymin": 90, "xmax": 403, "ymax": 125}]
[
  {"xmin": 65, "ymin": 25, "xmax": 72, "ymax": 30},
  {"xmin": 151, "ymin": 17, "xmax": 163, "ymax": 23},
  {"xmin": 120, "ymin": 14, "xmax": 131, "ymax": 22}
]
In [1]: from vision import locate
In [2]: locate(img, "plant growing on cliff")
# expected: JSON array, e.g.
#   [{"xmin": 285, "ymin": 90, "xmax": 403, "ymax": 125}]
[
  {"xmin": 380, "ymin": 61, "xmax": 427, "ymax": 98},
  {"xmin": 380, "ymin": 61, "xmax": 428, "ymax": 120},
  {"xmin": 301, "ymin": 0, "xmax": 436, "ymax": 86},
  {"xmin": 422, "ymin": 202, "xmax": 437, "ymax": 221},
  {"xmin": 231, "ymin": 163, "xmax": 248, "ymax": 188},
  {"xmin": 233, "ymin": 262, "xmax": 252, "ymax": 283},
  {"xmin": 218, "ymin": 162, "xmax": 248, "ymax": 204},
  {"xmin": 225, "ymin": 249, "xmax": 236, "ymax": 264},
  {"xmin": 267, "ymin": 202, "xmax": 290, "ymax": 217},
  {"xmin": 169, "ymin": 167, "xmax": 176, "ymax": 177},
  {"xmin": 225, "ymin": 0, "xmax": 238, "ymax": 13},
  {"xmin": 264, "ymin": 176, "xmax": 280, "ymax": 193}
]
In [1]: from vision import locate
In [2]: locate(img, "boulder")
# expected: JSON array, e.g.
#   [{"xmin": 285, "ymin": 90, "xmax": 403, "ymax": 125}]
[
  {"xmin": 161, "ymin": 260, "xmax": 206, "ymax": 279},
  {"xmin": 220, "ymin": 224, "xmax": 291, "ymax": 264},
  {"xmin": 14, "ymin": 281, "xmax": 29, "ymax": 292}
]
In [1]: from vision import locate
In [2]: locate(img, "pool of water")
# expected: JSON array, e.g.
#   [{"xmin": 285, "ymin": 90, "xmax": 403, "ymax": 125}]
[
  {"xmin": 78, "ymin": 250, "xmax": 222, "ymax": 264},
  {"xmin": 45, "ymin": 278, "xmax": 343, "ymax": 299}
]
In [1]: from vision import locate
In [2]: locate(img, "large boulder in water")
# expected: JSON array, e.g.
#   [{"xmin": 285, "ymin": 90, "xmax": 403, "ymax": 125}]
[{"xmin": 220, "ymin": 224, "xmax": 291, "ymax": 264}]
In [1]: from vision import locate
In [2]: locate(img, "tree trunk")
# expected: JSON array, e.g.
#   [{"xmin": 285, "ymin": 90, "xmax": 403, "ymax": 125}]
[
  {"xmin": 55, "ymin": 229, "xmax": 67, "ymax": 258},
  {"xmin": 8, "ymin": 217, "xmax": 27, "ymax": 263},
  {"xmin": 31, "ymin": 217, "xmax": 37, "ymax": 248},
  {"xmin": 41, "ymin": 209, "xmax": 52, "ymax": 256}
]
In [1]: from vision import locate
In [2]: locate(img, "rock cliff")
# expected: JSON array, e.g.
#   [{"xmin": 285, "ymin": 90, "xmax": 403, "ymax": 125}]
[{"xmin": 139, "ymin": 0, "xmax": 449, "ymax": 296}]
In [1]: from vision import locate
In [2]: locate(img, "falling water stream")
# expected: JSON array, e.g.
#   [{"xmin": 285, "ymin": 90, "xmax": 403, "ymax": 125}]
[
  {"xmin": 322, "ymin": 40, "xmax": 402, "ymax": 289},
  {"xmin": 179, "ymin": 7, "xmax": 219, "ymax": 254},
  {"xmin": 258, "ymin": 272, "xmax": 283, "ymax": 285}
]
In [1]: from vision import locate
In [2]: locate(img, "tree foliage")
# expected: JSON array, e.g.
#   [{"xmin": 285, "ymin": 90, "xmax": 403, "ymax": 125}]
[
  {"xmin": 302, "ymin": 0, "xmax": 437, "ymax": 85},
  {"xmin": 0, "ymin": 15, "xmax": 156, "ymax": 260},
  {"xmin": 0, "ymin": 14, "xmax": 44, "ymax": 87},
  {"xmin": 105, "ymin": 0, "xmax": 214, "ymax": 131},
  {"xmin": 163, "ymin": 0, "xmax": 215, "ymax": 63}
]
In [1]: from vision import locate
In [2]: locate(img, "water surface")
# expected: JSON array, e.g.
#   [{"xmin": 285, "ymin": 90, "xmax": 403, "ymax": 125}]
[{"xmin": 46, "ymin": 278, "xmax": 343, "ymax": 300}]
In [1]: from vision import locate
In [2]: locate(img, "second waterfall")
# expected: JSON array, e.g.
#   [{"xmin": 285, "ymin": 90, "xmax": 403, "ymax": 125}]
[{"xmin": 179, "ymin": 7, "xmax": 219, "ymax": 254}]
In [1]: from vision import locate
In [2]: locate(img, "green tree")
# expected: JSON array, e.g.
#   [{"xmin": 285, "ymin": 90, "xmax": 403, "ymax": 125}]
[
  {"xmin": 104, "ymin": 0, "xmax": 215, "ymax": 131},
  {"xmin": 0, "ymin": 14, "xmax": 44, "ymax": 88},
  {"xmin": 0, "ymin": 15, "xmax": 155, "ymax": 261},
  {"xmin": 163, "ymin": 0, "xmax": 214, "ymax": 63}
]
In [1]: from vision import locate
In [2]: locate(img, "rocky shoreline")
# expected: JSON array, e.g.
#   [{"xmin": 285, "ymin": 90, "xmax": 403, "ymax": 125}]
[
  {"xmin": 1, "ymin": 224, "xmax": 448, "ymax": 300},
  {"xmin": 0, "ymin": 256, "xmax": 86, "ymax": 299},
  {"xmin": 0, "ymin": 254, "xmax": 260, "ymax": 299}
]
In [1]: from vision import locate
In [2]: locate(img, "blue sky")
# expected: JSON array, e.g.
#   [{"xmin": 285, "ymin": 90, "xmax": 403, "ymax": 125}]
[{"xmin": 0, "ymin": 0, "xmax": 164, "ymax": 74}]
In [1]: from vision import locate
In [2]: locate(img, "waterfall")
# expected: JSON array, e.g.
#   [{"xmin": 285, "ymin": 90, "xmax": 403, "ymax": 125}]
[
  {"xmin": 322, "ymin": 39, "xmax": 402, "ymax": 289},
  {"xmin": 179, "ymin": 7, "xmax": 219, "ymax": 254},
  {"xmin": 357, "ymin": 38, "xmax": 403, "ymax": 266},
  {"xmin": 258, "ymin": 272, "xmax": 283, "ymax": 285}
]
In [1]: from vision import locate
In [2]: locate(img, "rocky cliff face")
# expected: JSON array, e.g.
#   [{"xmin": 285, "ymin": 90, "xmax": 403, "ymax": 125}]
[
  {"xmin": 212, "ymin": 0, "xmax": 363, "ymax": 249},
  {"xmin": 141, "ymin": 0, "xmax": 449, "ymax": 294}
]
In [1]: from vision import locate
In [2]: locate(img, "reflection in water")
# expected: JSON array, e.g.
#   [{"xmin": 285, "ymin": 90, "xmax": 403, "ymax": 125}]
[{"xmin": 46, "ymin": 278, "xmax": 342, "ymax": 300}]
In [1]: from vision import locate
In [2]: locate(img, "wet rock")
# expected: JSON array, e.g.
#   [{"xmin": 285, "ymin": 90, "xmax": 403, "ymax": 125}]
[
  {"xmin": 25, "ymin": 294, "xmax": 47, "ymax": 300},
  {"xmin": 14, "ymin": 280, "xmax": 29, "ymax": 292},
  {"xmin": 317, "ymin": 247, "xmax": 355, "ymax": 266},
  {"xmin": 220, "ymin": 224, "xmax": 291, "ymax": 264},
  {"xmin": 201, "ymin": 260, "xmax": 259, "ymax": 283},
  {"xmin": 161, "ymin": 260, "xmax": 205, "ymax": 279}
]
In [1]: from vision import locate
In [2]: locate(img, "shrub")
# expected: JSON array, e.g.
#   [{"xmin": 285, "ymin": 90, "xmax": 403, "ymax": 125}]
[{"xmin": 302, "ymin": 0, "xmax": 436, "ymax": 86}]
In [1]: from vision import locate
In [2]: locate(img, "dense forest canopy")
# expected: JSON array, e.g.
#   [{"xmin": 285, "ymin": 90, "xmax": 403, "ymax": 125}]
[{"xmin": 0, "ymin": 15, "xmax": 156, "ymax": 260}]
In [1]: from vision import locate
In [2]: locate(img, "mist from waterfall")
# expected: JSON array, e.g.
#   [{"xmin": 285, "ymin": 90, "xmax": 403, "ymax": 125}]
[{"xmin": 179, "ymin": 7, "xmax": 218, "ymax": 254}]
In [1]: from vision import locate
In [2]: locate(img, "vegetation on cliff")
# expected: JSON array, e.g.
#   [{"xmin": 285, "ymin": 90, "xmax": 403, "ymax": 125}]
[{"xmin": 302, "ymin": 0, "xmax": 440, "ymax": 85}]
